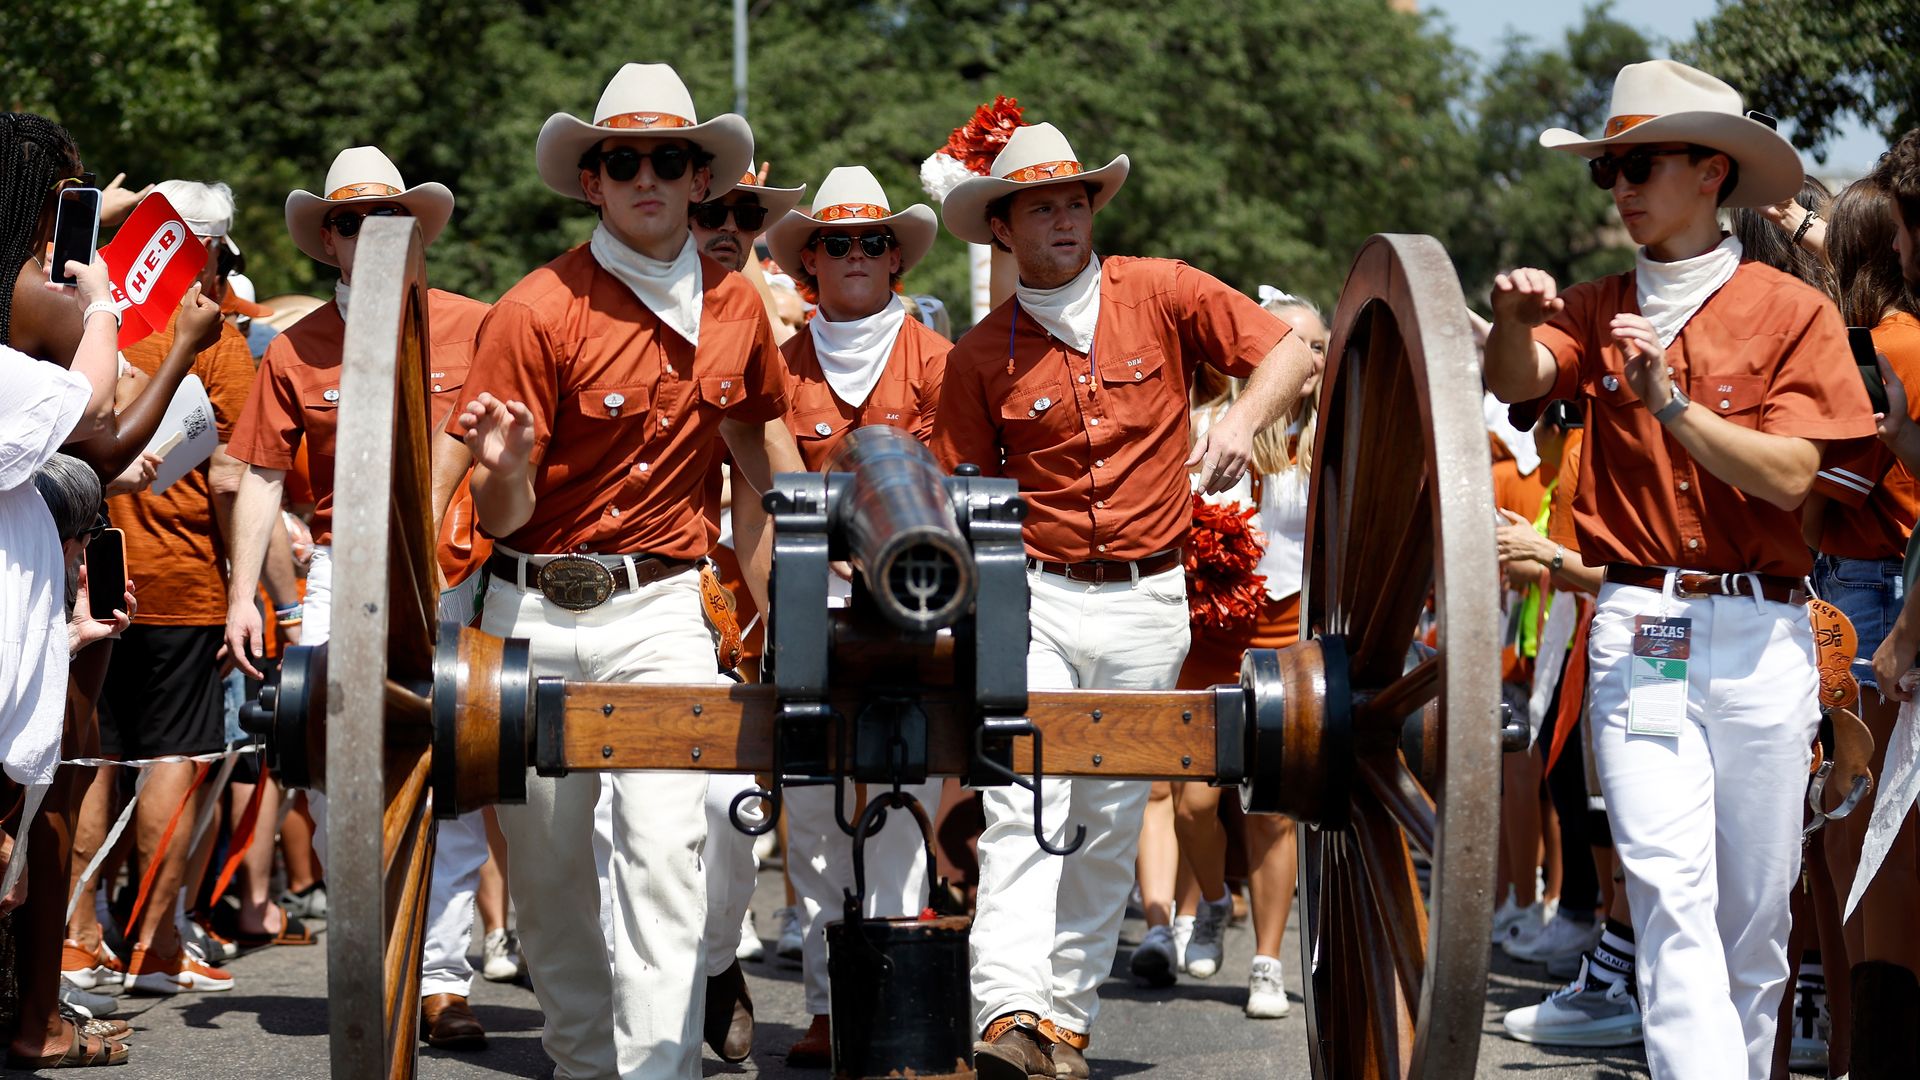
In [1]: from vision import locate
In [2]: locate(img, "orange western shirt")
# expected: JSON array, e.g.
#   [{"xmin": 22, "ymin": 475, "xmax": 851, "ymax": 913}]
[
  {"xmin": 110, "ymin": 317, "xmax": 256, "ymax": 626},
  {"xmin": 1527, "ymin": 260, "xmax": 1874, "ymax": 578},
  {"xmin": 451, "ymin": 245, "xmax": 788, "ymax": 559},
  {"xmin": 1811, "ymin": 311, "xmax": 1920, "ymax": 559},
  {"xmin": 782, "ymin": 316, "xmax": 949, "ymax": 469},
  {"xmin": 933, "ymin": 256, "xmax": 1288, "ymax": 563},
  {"xmin": 228, "ymin": 289, "xmax": 490, "ymax": 553}
]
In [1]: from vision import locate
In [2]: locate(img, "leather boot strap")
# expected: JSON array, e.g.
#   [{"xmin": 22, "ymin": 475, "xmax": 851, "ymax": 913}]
[
  {"xmin": 1038, "ymin": 1018, "xmax": 1089, "ymax": 1049},
  {"xmin": 983, "ymin": 1011, "xmax": 1042, "ymax": 1044}
]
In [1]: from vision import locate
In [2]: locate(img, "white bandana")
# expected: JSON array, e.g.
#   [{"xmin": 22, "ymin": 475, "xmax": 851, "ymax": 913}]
[
  {"xmin": 1015, "ymin": 256, "xmax": 1101, "ymax": 355},
  {"xmin": 811, "ymin": 302, "xmax": 907, "ymax": 408},
  {"xmin": 334, "ymin": 279, "xmax": 351, "ymax": 318},
  {"xmin": 590, "ymin": 224, "xmax": 703, "ymax": 347},
  {"xmin": 1635, "ymin": 235, "xmax": 1743, "ymax": 347}
]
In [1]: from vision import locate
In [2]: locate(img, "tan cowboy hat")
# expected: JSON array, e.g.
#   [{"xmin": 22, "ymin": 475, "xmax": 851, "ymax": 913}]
[
  {"xmin": 766, "ymin": 166, "xmax": 938, "ymax": 279},
  {"xmin": 536, "ymin": 63, "xmax": 754, "ymax": 203},
  {"xmin": 285, "ymin": 146, "xmax": 454, "ymax": 266},
  {"xmin": 719, "ymin": 171, "xmax": 806, "ymax": 223},
  {"xmin": 1538, "ymin": 59, "xmax": 1802, "ymax": 208},
  {"xmin": 940, "ymin": 123, "xmax": 1129, "ymax": 245}
]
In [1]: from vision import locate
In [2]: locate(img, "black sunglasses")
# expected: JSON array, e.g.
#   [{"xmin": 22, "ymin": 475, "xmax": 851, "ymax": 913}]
[
  {"xmin": 1587, "ymin": 148, "xmax": 1695, "ymax": 190},
  {"xmin": 326, "ymin": 204, "xmax": 410, "ymax": 238},
  {"xmin": 691, "ymin": 200, "xmax": 769, "ymax": 232},
  {"xmin": 583, "ymin": 145, "xmax": 706, "ymax": 183},
  {"xmin": 810, "ymin": 232, "xmax": 895, "ymax": 259}
]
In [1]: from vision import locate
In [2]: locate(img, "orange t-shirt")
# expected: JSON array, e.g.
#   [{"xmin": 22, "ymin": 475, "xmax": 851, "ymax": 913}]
[
  {"xmin": 933, "ymin": 257, "xmax": 1288, "ymax": 563},
  {"xmin": 781, "ymin": 316, "xmax": 949, "ymax": 470},
  {"xmin": 109, "ymin": 317, "xmax": 256, "ymax": 626},
  {"xmin": 450, "ymin": 245, "xmax": 788, "ymax": 559},
  {"xmin": 1812, "ymin": 311, "xmax": 1920, "ymax": 559},
  {"xmin": 227, "ymin": 289, "xmax": 490, "ymax": 549},
  {"xmin": 1527, "ymin": 260, "xmax": 1874, "ymax": 577}
]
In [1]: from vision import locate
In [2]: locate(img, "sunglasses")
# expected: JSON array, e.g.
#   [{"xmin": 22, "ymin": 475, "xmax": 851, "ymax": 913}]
[
  {"xmin": 82, "ymin": 519, "xmax": 109, "ymax": 543},
  {"xmin": 325, "ymin": 204, "xmax": 411, "ymax": 238},
  {"xmin": 809, "ymin": 232, "xmax": 895, "ymax": 259},
  {"xmin": 1587, "ymin": 148, "xmax": 1695, "ymax": 190},
  {"xmin": 584, "ymin": 145, "xmax": 705, "ymax": 183},
  {"xmin": 691, "ymin": 200, "xmax": 769, "ymax": 232},
  {"xmin": 50, "ymin": 172, "xmax": 97, "ymax": 195}
]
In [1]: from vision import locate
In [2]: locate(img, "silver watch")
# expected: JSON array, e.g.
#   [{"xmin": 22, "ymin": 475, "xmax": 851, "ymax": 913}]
[{"xmin": 1653, "ymin": 385, "xmax": 1690, "ymax": 424}]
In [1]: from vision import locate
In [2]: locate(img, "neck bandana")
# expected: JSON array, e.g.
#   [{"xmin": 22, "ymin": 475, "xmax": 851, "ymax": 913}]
[
  {"xmin": 1635, "ymin": 234, "xmax": 1743, "ymax": 347},
  {"xmin": 334, "ymin": 279, "xmax": 351, "ymax": 319},
  {"xmin": 590, "ymin": 224, "xmax": 703, "ymax": 346},
  {"xmin": 1015, "ymin": 256, "xmax": 1101, "ymax": 354},
  {"xmin": 810, "ymin": 302, "xmax": 907, "ymax": 408}
]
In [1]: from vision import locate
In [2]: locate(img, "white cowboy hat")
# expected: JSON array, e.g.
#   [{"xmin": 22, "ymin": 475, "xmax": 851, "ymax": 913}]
[
  {"xmin": 766, "ymin": 166, "xmax": 938, "ymax": 279},
  {"xmin": 285, "ymin": 146, "xmax": 454, "ymax": 266},
  {"xmin": 939, "ymin": 123, "xmax": 1129, "ymax": 245},
  {"xmin": 1538, "ymin": 59, "xmax": 1802, "ymax": 208},
  {"xmin": 715, "ymin": 171, "xmax": 806, "ymax": 224},
  {"xmin": 535, "ymin": 63, "xmax": 753, "ymax": 203}
]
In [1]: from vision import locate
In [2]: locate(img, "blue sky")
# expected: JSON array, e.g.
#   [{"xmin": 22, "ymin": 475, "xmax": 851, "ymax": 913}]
[{"xmin": 1426, "ymin": 0, "xmax": 1887, "ymax": 177}]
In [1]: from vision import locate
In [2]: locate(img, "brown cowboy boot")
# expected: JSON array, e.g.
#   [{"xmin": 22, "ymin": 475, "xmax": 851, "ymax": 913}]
[
  {"xmin": 974, "ymin": 1011, "xmax": 1056, "ymax": 1080},
  {"xmin": 420, "ymin": 993, "xmax": 487, "ymax": 1050},
  {"xmin": 1038, "ymin": 1018, "xmax": 1090, "ymax": 1079},
  {"xmin": 704, "ymin": 959, "xmax": 755, "ymax": 1063},
  {"xmin": 784, "ymin": 1013, "xmax": 832, "ymax": 1068}
]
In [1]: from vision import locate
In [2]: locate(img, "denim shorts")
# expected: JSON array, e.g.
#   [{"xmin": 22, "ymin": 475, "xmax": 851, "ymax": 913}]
[{"xmin": 1812, "ymin": 553, "xmax": 1905, "ymax": 689}]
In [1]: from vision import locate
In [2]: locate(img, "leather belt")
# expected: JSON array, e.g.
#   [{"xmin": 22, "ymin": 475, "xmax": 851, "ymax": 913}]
[
  {"xmin": 1604, "ymin": 564, "xmax": 1809, "ymax": 606},
  {"xmin": 485, "ymin": 551, "xmax": 694, "ymax": 612},
  {"xmin": 1027, "ymin": 548, "xmax": 1184, "ymax": 584}
]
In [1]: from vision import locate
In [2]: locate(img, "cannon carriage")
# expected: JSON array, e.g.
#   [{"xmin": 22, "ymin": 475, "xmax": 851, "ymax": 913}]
[{"xmin": 243, "ymin": 216, "xmax": 1505, "ymax": 1080}]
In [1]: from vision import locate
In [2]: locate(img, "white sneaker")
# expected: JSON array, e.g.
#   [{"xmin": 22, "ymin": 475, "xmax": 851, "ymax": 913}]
[
  {"xmin": 1788, "ymin": 969, "xmax": 1828, "ymax": 1071},
  {"xmin": 60, "ymin": 979, "xmax": 118, "ymax": 1020},
  {"xmin": 482, "ymin": 928, "xmax": 524, "ymax": 982},
  {"xmin": 1502, "ymin": 959, "xmax": 1641, "ymax": 1047},
  {"xmin": 1246, "ymin": 955, "xmax": 1291, "ymax": 1018},
  {"xmin": 1130, "ymin": 924, "xmax": 1178, "ymax": 987},
  {"xmin": 775, "ymin": 905, "xmax": 804, "ymax": 964},
  {"xmin": 1504, "ymin": 913, "xmax": 1600, "ymax": 964},
  {"xmin": 1183, "ymin": 892, "xmax": 1233, "ymax": 978},
  {"xmin": 1499, "ymin": 898, "xmax": 1558, "ymax": 952},
  {"xmin": 1490, "ymin": 885, "xmax": 1524, "ymax": 944},
  {"xmin": 736, "ymin": 909, "xmax": 766, "ymax": 962}
]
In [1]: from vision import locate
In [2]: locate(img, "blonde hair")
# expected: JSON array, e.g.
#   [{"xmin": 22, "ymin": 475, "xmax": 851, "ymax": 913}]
[{"xmin": 1192, "ymin": 296, "xmax": 1323, "ymax": 477}]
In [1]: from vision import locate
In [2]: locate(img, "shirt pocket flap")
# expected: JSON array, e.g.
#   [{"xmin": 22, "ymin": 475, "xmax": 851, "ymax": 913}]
[
  {"xmin": 577, "ymin": 384, "xmax": 651, "ymax": 419},
  {"xmin": 1000, "ymin": 381, "xmax": 1066, "ymax": 421},
  {"xmin": 698, "ymin": 373, "xmax": 747, "ymax": 409},
  {"xmin": 304, "ymin": 385, "xmax": 343, "ymax": 411},
  {"xmin": 1581, "ymin": 365, "xmax": 1640, "ymax": 406},
  {"xmin": 1098, "ymin": 345, "xmax": 1167, "ymax": 386},
  {"xmin": 1694, "ymin": 372, "xmax": 1766, "ymax": 418},
  {"xmin": 427, "ymin": 360, "xmax": 471, "ymax": 397}
]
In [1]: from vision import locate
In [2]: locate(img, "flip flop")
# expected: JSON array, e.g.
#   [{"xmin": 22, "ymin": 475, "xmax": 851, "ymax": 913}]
[{"xmin": 6, "ymin": 1018, "xmax": 132, "ymax": 1068}]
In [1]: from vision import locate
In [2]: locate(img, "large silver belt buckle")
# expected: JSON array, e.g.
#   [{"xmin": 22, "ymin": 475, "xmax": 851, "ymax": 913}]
[{"xmin": 539, "ymin": 554, "xmax": 616, "ymax": 612}]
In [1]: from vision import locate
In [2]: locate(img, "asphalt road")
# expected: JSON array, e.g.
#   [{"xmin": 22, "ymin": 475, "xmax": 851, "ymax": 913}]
[{"xmin": 34, "ymin": 866, "xmax": 1661, "ymax": 1079}]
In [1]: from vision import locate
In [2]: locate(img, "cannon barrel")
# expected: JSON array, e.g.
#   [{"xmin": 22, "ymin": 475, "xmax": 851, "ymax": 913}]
[{"xmin": 826, "ymin": 427, "xmax": 978, "ymax": 633}]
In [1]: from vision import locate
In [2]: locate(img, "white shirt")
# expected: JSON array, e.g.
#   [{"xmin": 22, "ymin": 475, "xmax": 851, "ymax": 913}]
[{"xmin": 1192, "ymin": 407, "xmax": 1308, "ymax": 601}]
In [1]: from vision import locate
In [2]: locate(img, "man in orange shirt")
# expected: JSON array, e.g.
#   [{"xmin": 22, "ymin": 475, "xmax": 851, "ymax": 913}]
[
  {"xmin": 762, "ymin": 164, "xmax": 949, "ymax": 1064},
  {"xmin": 1485, "ymin": 61, "xmax": 1874, "ymax": 1080},
  {"xmin": 221, "ymin": 146, "xmax": 499, "ymax": 1050},
  {"xmin": 452, "ymin": 63, "xmax": 803, "ymax": 1077},
  {"xmin": 932, "ymin": 123, "xmax": 1313, "ymax": 1079}
]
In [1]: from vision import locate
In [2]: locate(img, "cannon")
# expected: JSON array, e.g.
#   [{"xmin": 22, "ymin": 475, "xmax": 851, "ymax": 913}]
[{"xmin": 243, "ymin": 216, "xmax": 1501, "ymax": 1080}]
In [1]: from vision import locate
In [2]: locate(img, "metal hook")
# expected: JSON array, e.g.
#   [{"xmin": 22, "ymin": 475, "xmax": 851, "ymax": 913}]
[
  {"xmin": 972, "ymin": 717, "xmax": 1086, "ymax": 857},
  {"xmin": 728, "ymin": 784, "xmax": 780, "ymax": 837},
  {"xmin": 1803, "ymin": 759, "xmax": 1871, "ymax": 843}
]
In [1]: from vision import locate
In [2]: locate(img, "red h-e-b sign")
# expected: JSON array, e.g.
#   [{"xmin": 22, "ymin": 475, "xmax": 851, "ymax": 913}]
[{"xmin": 100, "ymin": 192, "xmax": 208, "ymax": 349}]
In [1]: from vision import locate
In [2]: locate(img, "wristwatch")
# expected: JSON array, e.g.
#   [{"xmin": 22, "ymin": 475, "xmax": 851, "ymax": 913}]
[
  {"xmin": 1549, "ymin": 545, "xmax": 1565, "ymax": 572},
  {"xmin": 1653, "ymin": 385, "xmax": 1690, "ymax": 424}
]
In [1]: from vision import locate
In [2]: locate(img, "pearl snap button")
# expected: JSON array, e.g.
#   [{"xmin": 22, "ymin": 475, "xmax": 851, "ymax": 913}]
[
  {"xmin": 1602, "ymin": 375, "xmax": 1619, "ymax": 392},
  {"xmin": 603, "ymin": 392, "xmax": 625, "ymax": 408},
  {"xmin": 1134, "ymin": 371, "xmax": 1143, "ymax": 380},
  {"xmin": 1678, "ymin": 480, "xmax": 1689, "ymax": 491},
  {"xmin": 1688, "ymin": 538, "xmax": 1700, "ymax": 549},
  {"xmin": 1718, "ymin": 399, "xmax": 1730, "ymax": 409}
]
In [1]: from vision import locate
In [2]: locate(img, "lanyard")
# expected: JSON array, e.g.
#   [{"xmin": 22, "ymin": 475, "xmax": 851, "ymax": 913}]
[{"xmin": 1008, "ymin": 298, "xmax": 1096, "ymax": 392}]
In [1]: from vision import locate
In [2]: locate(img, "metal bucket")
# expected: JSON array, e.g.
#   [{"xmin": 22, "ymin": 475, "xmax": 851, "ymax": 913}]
[{"xmin": 826, "ymin": 792, "xmax": 974, "ymax": 1079}]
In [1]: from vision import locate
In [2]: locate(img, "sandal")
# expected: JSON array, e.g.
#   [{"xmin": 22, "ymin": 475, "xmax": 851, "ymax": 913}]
[
  {"xmin": 232, "ymin": 904, "xmax": 317, "ymax": 949},
  {"xmin": 6, "ymin": 1019, "xmax": 132, "ymax": 1067}
]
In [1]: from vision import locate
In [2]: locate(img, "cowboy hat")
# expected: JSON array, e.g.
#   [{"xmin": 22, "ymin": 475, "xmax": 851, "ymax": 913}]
[
  {"xmin": 536, "ymin": 63, "xmax": 753, "ymax": 203},
  {"xmin": 1538, "ymin": 59, "xmax": 1802, "ymax": 208},
  {"xmin": 712, "ymin": 171, "xmax": 806, "ymax": 223},
  {"xmin": 939, "ymin": 123, "xmax": 1129, "ymax": 245},
  {"xmin": 766, "ymin": 166, "xmax": 938, "ymax": 279},
  {"xmin": 285, "ymin": 146, "xmax": 453, "ymax": 267}
]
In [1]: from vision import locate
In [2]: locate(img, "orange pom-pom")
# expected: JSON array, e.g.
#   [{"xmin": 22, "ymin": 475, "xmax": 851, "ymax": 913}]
[
  {"xmin": 1185, "ymin": 494, "xmax": 1269, "ymax": 631},
  {"xmin": 942, "ymin": 96, "xmax": 1027, "ymax": 176}
]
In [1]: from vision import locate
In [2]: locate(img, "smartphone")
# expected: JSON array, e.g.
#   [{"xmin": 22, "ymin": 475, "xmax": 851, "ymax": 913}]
[
  {"xmin": 85, "ymin": 527, "xmax": 126, "ymax": 622},
  {"xmin": 1850, "ymin": 326, "xmax": 1890, "ymax": 414},
  {"xmin": 49, "ymin": 186, "xmax": 102, "ymax": 286}
]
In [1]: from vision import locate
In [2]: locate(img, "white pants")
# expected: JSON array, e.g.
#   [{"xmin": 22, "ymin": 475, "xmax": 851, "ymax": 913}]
[
  {"xmin": 970, "ymin": 566, "xmax": 1191, "ymax": 1036},
  {"xmin": 703, "ymin": 773, "xmax": 765, "ymax": 977},
  {"xmin": 1587, "ymin": 578, "xmax": 1818, "ymax": 1080},
  {"xmin": 788, "ymin": 778, "xmax": 943, "ymax": 1016},
  {"xmin": 303, "ymin": 545, "xmax": 333, "ymax": 646},
  {"xmin": 483, "ymin": 568, "xmax": 720, "ymax": 1080}
]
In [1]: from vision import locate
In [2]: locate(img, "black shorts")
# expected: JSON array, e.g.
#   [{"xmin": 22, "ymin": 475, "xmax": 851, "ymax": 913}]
[{"xmin": 101, "ymin": 625, "xmax": 226, "ymax": 759}]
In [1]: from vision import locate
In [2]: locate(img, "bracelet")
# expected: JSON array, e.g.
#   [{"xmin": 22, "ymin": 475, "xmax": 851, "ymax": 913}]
[
  {"xmin": 82, "ymin": 301, "xmax": 121, "ymax": 328},
  {"xmin": 1792, "ymin": 209, "xmax": 1819, "ymax": 247},
  {"xmin": 273, "ymin": 603, "xmax": 303, "ymax": 619},
  {"xmin": 277, "ymin": 616, "xmax": 303, "ymax": 628}
]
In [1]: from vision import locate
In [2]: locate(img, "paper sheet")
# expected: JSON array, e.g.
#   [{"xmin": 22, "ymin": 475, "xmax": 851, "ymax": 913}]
[{"xmin": 139, "ymin": 373, "xmax": 216, "ymax": 493}]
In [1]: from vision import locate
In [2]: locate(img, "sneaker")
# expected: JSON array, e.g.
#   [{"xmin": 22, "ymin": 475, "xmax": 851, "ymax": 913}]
[
  {"xmin": 182, "ymin": 913, "xmax": 238, "ymax": 963},
  {"xmin": 775, "ymin": 905, "xmax": 804, "ymax": 964},
  {"xmin": 1130, "ymin": 924, "xmax": 1178, "ymax": 987},
  {"xmin": 280, "ymin": 881, "xmax": 327, "ymax": 920},
  {"xmin": 126, "ymin": 944, "xmax": 235, "ymax": 995},
  {"xmin": 1490, "ymin": 886, "xmax": 1524, "ymax": 944},
  {"xmin": 1246, "ymin": 955, "xmax": 1291, "ymax": 1018},
  {"xmin": 1788, "ymin": 968, "xmax": 1828, "ymax": 1071},
  {"xmin": 481, "ymin": 928, "xmax": 524, "ymax": 982},
  {"xmin": 60, "ymin": 939, "xmax": 125, "ymax": 991},
  {"xmin": 1499, "ymin": 898, "xmax": 1558, "ymax": 952},
  {"xmin": 736, "ymin": 909, "xmax": 766, "ymax": 962},
  {"xmin": 1504, "ymin": 913, "xmax": 1601, "ymax": 965},
  {"xmin": 1501, "ymin": 958, "xmax": 1642, "ymax": 1047},
  {"xmin": 60, "ymin": 978, "xmax": 119, "ymax": 1019},
  {"xmin": 1184, "ymin": 892, "xmax": 1233, "ymax": 978}
]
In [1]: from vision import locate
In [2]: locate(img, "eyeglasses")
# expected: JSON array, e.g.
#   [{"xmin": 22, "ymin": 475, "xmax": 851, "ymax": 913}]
[
  {"xmin": 809, "ymin": 233, "xmax": 895, "ymax": 259},
  {"xmin": 50, "ymin": 172, "xmax": 97, "ymax": 195},
  {"xmin": 325, "ymin": 205, "xmax": 411, "ymax": 238},
  {"xmin": 691, "ymin": 200, "xmax": 769, "ymax": 232},
  {"xmin": 584, "ymin": 145, "xmax": 703, "ymax": 183},
  {"xmin": 1587, "ymin": 148, "xmax": 1695, "ymax": 190},
  {"xmin": 82, "ymin": 519, "xmax": 109, "ymax": 543}
]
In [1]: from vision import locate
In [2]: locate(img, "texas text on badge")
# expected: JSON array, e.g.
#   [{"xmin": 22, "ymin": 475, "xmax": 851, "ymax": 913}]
[{"xmin": 1632, "ymin": 616, "xmax": 1692, "ymax": 660}]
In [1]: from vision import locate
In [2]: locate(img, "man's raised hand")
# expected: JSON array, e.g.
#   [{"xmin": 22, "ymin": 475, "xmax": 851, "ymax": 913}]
[
  {"xmin": 1490, "ymin": 268, "xmax": 1564, "ymax": 328},
  {"xmin": 457, "ymin": 392, "xmax": 537, "ymax": 474}
]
